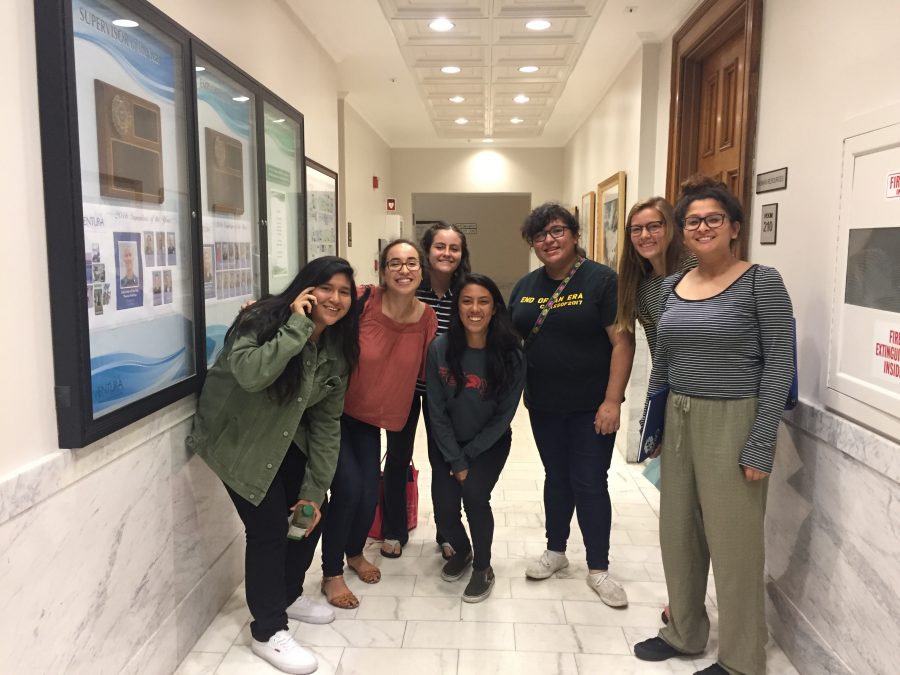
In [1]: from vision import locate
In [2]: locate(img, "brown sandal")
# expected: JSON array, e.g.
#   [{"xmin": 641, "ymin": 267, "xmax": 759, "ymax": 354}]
[
  {"xmin": 347, "ymin": 555, "xmax": 382, "ymax": 584},
  {"xmin": 321, "ymin": 575, "xmax": 359, "ymax": 609}
]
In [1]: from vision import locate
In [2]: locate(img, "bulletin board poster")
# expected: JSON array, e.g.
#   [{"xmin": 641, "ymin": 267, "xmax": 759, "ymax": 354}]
[
  {"xmin": 828, "ymin": 122, "xmax": 900, "ymax": 425},
  {"xmin": 306, "ymin": 160, "xmax": 338, "ymax": 260},
  {"xmin": 72, "ymin": 0, "xmax": 196, "ymax": 417},
  {"xmin": 264, "ymin": 102, "xmax": 303, "ymax": 294},
  {"xmin": 195, "ymin": 60, "xmax": 259, "ymax": 364}
]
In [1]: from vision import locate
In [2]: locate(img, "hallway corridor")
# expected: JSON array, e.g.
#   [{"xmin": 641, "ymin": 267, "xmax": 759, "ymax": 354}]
[{"xmin": 175, "ymin": 405, "xmax": 799, "ymax": 675}]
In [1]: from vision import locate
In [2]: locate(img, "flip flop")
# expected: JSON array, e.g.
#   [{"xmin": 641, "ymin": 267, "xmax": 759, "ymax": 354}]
[
  {"xmin": 321, "ymin": 576, "xmax": 359, "ymax": 610},
  {"xmin": 380, "ymin": 539, "xmax": 402, "ymax": 559}
]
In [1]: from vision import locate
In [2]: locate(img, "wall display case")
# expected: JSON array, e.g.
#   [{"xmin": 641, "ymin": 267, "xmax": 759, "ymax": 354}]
[
  {"xmin": 306, "ymin": 159, "xmax": 338, "ymax": 260},
  {"xmin": 36, "ymin": 0, "xmax": 201, "ymax": 446},
  {"xmin": 35, "ymin": 0, "xmax": 307, "ymax": 446}
]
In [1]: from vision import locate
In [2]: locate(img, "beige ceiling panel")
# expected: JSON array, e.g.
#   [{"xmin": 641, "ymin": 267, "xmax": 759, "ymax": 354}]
[
  {"xmin": 493, "ymin": 64, "xmax": 569, "ymax": 83},
  {"xmin": 403, "ymin": 44, "xmax": 489, "ymax": 68},
  {"xmin": 492, "ymin": 43, "xmax": 577, "ymax": 67},
  {"xmin": 416, "ymin": 66, "xmax": 488, "ymax": 84},
  {"xmin": 492, "ymin": 0, "xmax": 605, "ymax": 18},
  {"xmin": 492, "ymin": 16, "xmax": 594, "ymax": 45},
  {"xmin": 391, "ymin": 18, "xmax": 489, "ymax": 46},
  {"xmin": 379, "ymin": 0, "xmax": 490, "ymax": 20},
  {"xmin": 493, "ymin": 81, "xmax": 563, "ymax": 96},
  {"xmin": 423, "ymin": 82, "xmax": 488, "ymax": 96}
]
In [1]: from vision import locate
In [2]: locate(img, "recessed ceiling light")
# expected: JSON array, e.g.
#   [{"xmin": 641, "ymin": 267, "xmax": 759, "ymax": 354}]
[
  {"xmin": 441, "ymin": 66, "xmax": 461, "ymax": 74},
  {"xmin": 455, "ymin": 117, "xmax": 468, "ymax": 125},
  {"xmin": 525, "ymin": 19, "xmax": 551, "ymax": 31},
  {"xmin": 429, "ymin": 17, "xmax": 455, "ymax": 32},
  {"xmin": 510, "ymin": 117, "xmax": 524, "ymax": 124},
  {"xmin": 272, "ymin": 118, "xmax": 285, "ymax": 124},
  {"xmin": 195, "ymin": 66, "xmax": 206, "ymax": 72},
  {"xmin": 514, "ymin": 94, "xmax": 530, "ymax": 104},
  {"xmin": 112, "ymin": 19, "xmax": 139, "ymax": 28},
  {"xmin": 449, "ymin": 96, "xmax": 465, "ymax": 103},
  {"xmin": 232, "ymin": 95, "xmax": 250, "ymax": 102},
  {"xmin": 482, "ymin": 138, "xmax": 494, "ymax": 143},
  {"xmin": 518, "ymin": 65, "xmax": 539, "ymax": 73}
]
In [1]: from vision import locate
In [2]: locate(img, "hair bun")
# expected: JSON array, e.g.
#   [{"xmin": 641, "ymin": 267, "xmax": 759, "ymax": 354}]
[{"xmin": 678, "ymin": 174, "xmax": 727, "ymax": 200}]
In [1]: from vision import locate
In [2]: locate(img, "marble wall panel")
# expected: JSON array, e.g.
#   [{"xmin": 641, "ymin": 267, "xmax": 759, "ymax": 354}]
[{"xmin": 766, "ymin": 416, "xmax": 900, "ymax": 675}]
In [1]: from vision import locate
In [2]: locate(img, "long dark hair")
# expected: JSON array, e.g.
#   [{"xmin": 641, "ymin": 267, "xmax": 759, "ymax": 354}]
[
  {"xmin": 225, "ymin": 256, "xmax": 360, "ymax": 404},
  {"xmin": 420, "ymin": 221, "xmax": 471, "ymax": 291},
  {"xmin": 446, "ymin": 273, "xmax": 523, "ymax": 400}
]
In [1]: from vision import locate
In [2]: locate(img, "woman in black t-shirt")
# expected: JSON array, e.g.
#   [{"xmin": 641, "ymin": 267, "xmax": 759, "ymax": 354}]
[{"xmin": 508, "ymin": 203, "xmax": 635, "ymax": 608}]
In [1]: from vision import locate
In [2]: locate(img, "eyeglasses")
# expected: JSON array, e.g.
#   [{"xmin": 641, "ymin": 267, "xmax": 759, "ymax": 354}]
[
  {"xmin": 683, "ymin": 213, "xmax": 727, "ymax": 230},
  {"xmin": 385, "ymin": 258, "xmax": 421, "ymax": 272},
  {"xmin": 627, "ymin": 221, "xmax": 665, "ymax": 238},
  {"xmin": 532, "ymin": 225, "xmax": 568, "ymax": 244}
]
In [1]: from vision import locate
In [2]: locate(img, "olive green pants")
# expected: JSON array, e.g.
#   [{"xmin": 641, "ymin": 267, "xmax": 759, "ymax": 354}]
[{"xmin": 658, "ymin": 393, "xmax": 769, "ymax": 675}]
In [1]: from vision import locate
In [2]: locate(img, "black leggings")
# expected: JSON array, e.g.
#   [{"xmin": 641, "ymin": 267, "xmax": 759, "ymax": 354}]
[{"xmin": 431, "ymin": 430, "xmax": 511, "ymax": 571}]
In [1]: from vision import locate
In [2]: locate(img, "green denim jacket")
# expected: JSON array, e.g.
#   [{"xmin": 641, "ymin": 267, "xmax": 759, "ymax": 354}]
[{"xmin": 186, "ymin": 313, "xmax": 348, "ymax": 506}]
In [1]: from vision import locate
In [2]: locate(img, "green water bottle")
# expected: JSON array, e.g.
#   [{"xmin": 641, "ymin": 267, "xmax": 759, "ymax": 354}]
[{"xmin": 287, "ymin": 504, "xmax": 315, "ymax": 540}]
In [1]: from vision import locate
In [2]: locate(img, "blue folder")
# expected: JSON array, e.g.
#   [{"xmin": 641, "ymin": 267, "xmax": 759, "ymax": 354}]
[{"xmin": 638, "ymin": 387, "xmax": 669, "ymax": 463}]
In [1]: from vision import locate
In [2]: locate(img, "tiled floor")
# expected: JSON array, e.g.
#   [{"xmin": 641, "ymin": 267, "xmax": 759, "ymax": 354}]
[{"xmin": 177, "ymin": 405, "xmax": 799, "ymax": 675}]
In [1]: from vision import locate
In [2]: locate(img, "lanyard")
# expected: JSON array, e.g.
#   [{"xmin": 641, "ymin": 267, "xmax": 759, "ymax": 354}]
[{"xmin": 524, "ymin": 256, "xmax": 584, "ymax": 348}]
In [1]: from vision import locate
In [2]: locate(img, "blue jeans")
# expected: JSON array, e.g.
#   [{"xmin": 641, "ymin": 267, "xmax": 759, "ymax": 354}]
[
  {"xmin": 528, "ymin": 408, "xmax": 615, "ymax": 570},
  {"xmin": 321, "ymin": 415, "xmax": 381, "ymax": 577}
]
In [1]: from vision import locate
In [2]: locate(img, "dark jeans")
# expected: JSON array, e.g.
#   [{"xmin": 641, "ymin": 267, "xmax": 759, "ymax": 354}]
[
  {"xmin": 432, "ymin": 430, "xmax": 511, "ymax": 571},
  {"xmin": 225, "ymin": 443, "xmax": 325, "ymax": 642},
  {"xmin": 528, "ymin": 409, "xmax": 615, "ymax": 570},
  {"xmin": 321, "ymin": 414, "xmax": 381, "ymax": 577},
  {"xmin": 384, "ymin": 391, "xmax": 447, "ymax": 546}
]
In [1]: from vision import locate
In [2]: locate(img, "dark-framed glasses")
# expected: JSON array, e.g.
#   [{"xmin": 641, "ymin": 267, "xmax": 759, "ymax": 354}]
[
  {"xmin": 532, "ymin": 225, "xmax": 568, "ymax": 244},
  {"xmin": 627, "ymin": 221, "xmax": 665, "ymax": 238},
  {"xmin": 683, "ymin": 213, "xmax": 727, "ymax": 230},
  {"xmin": 386, "ymin": 258, "xmax": 421, "ymax": 272}
]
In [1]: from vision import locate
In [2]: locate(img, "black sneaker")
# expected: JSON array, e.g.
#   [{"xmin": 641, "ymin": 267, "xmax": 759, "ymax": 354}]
[
  {"xmin": 463, "ymin": 567, "xmax": 495, "ymax": 603},
  {"xmin": 440, "ymin": 550, "xmax": 473, "ymax": 581},
  {"xmin": 694, "ymin": 664, "xmax": 728, "ymax": 674},
  {"xmin": 633, "ymin": 636, "xmax": 690, "ymax": 661}
]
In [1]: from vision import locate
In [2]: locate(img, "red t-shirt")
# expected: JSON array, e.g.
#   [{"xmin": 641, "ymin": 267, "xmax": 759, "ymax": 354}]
[{"xmin": 343, "ymin": 286, "xmax": 437, "ymax": 431}]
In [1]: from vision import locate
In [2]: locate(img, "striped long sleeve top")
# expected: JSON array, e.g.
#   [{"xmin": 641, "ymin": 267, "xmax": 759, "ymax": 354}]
[{"xmin": 644, "ymin": 264, "xmax": 794, "ymax": 473}]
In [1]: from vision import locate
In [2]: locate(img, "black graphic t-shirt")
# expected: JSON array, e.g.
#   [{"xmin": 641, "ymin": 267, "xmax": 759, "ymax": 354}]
[{"xmin": 509, "ymin": 259, "xmax": 618, "ymax": 413}]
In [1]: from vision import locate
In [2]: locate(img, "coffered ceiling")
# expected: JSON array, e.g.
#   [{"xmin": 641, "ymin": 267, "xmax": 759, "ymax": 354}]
[
  {"xmin": 377, "ymin": 0, "xmax": 607, "ymax": 140},
  {"xmin": 287, "ymin": 0, "xmax": 698, "ymax": 148}
]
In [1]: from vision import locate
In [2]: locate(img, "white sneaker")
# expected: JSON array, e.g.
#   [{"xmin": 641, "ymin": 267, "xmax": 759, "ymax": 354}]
[
  {"xmin": 286, "ymin": 595, "xmax": 335, "ymax": 624},
  {"xmin": 251, "ymin": 629, "xmax": 318, "ymax": 674},
  {"xmin": 586, "ymin": 571, "xmax": 628, "ymax": 607},
  {"xmin": 525, "ymin": 550, "xmax": 569, "ymax": 580}
]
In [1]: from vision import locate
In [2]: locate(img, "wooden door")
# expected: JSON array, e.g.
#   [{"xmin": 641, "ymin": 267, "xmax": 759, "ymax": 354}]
[
  {"xmin": 696, "ymin": 31, "xmax": 744, "ymax": 194},
  {"xmin": 666, "ymin": 0, "xmax": 762, "ymax": 258}
]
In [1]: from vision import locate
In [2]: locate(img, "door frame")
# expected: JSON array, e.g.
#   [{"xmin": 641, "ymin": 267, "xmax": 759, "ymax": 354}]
[{"xmin": 666, "ymin": 0, "xmax": 763, "ymax": 257}]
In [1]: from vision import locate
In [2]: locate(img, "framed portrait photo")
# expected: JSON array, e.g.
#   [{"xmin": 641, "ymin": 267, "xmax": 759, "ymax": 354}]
[
  {"xmin": 595, "ymin": 171, "xmax": 627, "ymax": 270},
  {"xmin": 580, "ymin": 191, "xmax": 596, "ymax": 258}
]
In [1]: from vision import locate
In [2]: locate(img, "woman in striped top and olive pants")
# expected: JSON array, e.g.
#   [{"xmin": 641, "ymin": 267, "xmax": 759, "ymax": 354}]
[{"xmin": 633, "ymin": 177, "xmax": 794, "ymax": 675}]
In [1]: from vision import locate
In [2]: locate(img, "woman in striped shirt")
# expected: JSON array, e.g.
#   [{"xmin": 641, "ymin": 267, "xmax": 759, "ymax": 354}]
[
  {"xmin": 633, "ymin": 177, "xmax": 793, "ymax": 675},
  {"xmin": 380, "ymin": 222, "xmax": 471, "ymax": 559}
]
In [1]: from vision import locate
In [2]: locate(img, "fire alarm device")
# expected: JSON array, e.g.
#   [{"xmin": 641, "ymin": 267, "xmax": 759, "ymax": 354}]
[{"xmin": 372, "ymin": 176, "xmax": 379, "ymax": 189}]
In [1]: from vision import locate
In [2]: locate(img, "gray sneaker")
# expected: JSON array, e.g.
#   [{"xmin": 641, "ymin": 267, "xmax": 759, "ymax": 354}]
[
  {"xmin": 525, "ymin": 550, "xmax": 569, "ymax": 580},
  {"xmin": 586, "ymin": 571, "xmax": 628, "ymax": 607}
]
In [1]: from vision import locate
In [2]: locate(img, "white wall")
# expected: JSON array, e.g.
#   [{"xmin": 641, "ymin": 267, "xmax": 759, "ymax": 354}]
[
  {"xmin": 341, "ymin": 102, "xmax": 396, "ymax": 285},
  {"xmin": 563, "ymin": 48, "xmax": 645, "ymax": 219},
  {"xmin": 392, "ymin": 147, "xmax": 565, "ymax": 230}
]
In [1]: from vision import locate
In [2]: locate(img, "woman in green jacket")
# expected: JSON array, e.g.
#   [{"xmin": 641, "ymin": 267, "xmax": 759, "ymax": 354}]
[{"xmin": 187, "ymin": 256, "xmax": 359, "ymax": 675}]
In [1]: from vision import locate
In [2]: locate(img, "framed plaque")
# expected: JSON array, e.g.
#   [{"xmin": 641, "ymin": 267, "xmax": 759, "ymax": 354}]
[
  {"xmin": 35, "ymin": 0, "xmax": 200, "ymax": 447},
  {"xmin": 305, "ymin": 158, "xmax": 338, "ymax": 260}
]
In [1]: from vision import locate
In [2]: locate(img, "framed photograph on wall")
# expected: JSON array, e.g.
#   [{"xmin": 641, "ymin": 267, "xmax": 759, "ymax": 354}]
[
  {"xmin": 580, "ymin": 191, "xmax": 596, "ymax": 258},
  {"xmin": 306, "ymin": 158, "xmax": 338, "ymax": 260},
  {"xmin": 595, "ymin": 171, "xmax": 627, "ymax": 270}
]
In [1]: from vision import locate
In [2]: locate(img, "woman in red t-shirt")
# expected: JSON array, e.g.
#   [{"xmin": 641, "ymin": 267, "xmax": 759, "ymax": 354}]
[{"xmin": 320, "ymin": 239, "xmax": 437, "ymax": 609}]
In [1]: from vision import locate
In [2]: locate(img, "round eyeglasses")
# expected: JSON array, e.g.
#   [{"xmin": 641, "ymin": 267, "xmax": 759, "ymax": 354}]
[
  {"xmin": 532, "ymin": 225, "xmax": 568, "ymax": 244},
  {"xmin": 627, "ymin": 221, "xmax": 665, "ymax": 238}
]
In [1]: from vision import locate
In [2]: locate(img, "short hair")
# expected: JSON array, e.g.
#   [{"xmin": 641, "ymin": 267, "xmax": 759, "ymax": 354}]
[{"xmin": 520, "ymin": 202, "xmax": 579, "ymax": 243}]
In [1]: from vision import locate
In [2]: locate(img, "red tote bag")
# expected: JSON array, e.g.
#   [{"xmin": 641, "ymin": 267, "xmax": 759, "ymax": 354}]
[{"xmin": 368, "ymin": 459, "xmax": 418, "ymax": 540}]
